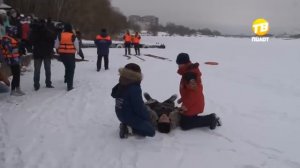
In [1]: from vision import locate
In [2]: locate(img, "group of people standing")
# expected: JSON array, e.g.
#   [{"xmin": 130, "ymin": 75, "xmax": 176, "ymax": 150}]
[
  {"xmin": 111, "ymin": 53, "xmax": 221, "ymax": 138},
  {"xmin": 123, "ymin": 30, "xmax": 141, "ymax": 56},
  {"xmin": 94, "ymin": 30, "xmax": 141, "ymax": 71},
  {"xmin": 0, "ymin": 8, "xmax": 143, "ymax": 94},
  {"xmin": 0, "ymin": 11, "xmax": 81, "ymax": 94}
]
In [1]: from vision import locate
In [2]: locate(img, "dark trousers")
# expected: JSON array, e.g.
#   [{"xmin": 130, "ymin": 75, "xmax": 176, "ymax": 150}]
[
  {"xmin": 97, "ymin": 55, "xmax": 109, "ymax": 70},
  {"xmin": 21, "ymin": 39, "xmax": 33, "ymax": 53},
  {"xmin": 127, "ymin": 119, "xmax": 155, "ymax": 137},
  {"xmin": 134, "ymin": 43, "xmax": 140, "ymax": 55},
  {"xmin": 117, "ymin": 111, "xmax": 155, "ymax": 137},
  {"xmin": 132, "ymin": 121, "xmax": 155, "ymax": 137},
  {"xmin": 60, "ymin": 54, "xmax": 75, "ymax": 89},
  {"xmin": 180, "ymin": 113, "xmax": 215, "ymax": 130},
  {"xmin": 34, "ymin": 58, "xmax": 52, "ymax": 87},
  {"xmin": 124, "ymin": 43, "xmax": 131, "ymax": 55},
  {"xmin": 10, "ymin": 64, "xmax": 20, "ymax": 91}
]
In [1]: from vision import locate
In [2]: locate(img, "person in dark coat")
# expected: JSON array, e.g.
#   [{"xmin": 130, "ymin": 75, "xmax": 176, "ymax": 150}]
[
  {"xmin": 94, "ymin": 28, "xmax": 112, "ymax": 71},
  {"xmin": 45, "ymin": 17, "xmax": 56, "ymax": 47},
  {"xmin": 111, "ymin": 63, "xmax": 155, "ymax": 139},
  {"xmin": 29, "ymin": 19, "xmax": 56, "ymax": 90}
]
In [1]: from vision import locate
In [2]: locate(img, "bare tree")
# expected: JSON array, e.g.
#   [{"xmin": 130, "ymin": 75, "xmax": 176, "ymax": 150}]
[{"xmin": 5, "ymin": 0, "xmax": 129, "ymax": 39}]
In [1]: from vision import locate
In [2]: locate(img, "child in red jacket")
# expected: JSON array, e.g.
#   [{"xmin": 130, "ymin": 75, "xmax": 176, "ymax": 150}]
[{"xmin": 176, "ymin": 53, "xmax": 221, "ymax": 130}]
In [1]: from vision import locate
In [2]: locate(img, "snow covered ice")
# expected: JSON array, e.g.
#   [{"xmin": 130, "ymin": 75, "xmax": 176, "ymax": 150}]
[{"xmin": 1, "ymin": 36, "xmax": 300, "ymax": 168}]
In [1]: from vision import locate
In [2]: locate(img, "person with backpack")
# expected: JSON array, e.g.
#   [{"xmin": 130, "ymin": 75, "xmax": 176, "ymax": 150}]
[
  {"xmin": 176, "ymin": 53, "xmax": 221, "ymax": 130},
  {"xmin": 111, "ymin": 63, "xmax": 155, "ymax": 139},
  {"xmin": 55, "ymin": 23, "xmax": 79, "ymax": 91}
]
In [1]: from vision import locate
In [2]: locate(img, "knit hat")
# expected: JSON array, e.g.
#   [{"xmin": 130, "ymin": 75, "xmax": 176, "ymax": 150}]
[
  {"xmin": 157, "ymin": 122, "xmax": 171, "ymax": 133},
  {"xmin": 176, "ymin": 53, "xmax": 190, "ymax": 65}
]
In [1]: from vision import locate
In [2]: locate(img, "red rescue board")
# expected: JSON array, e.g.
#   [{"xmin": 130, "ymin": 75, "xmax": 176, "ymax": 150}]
[{"xmin": 204, "ymin": 62, "xmax": 219, "ymax": 65}]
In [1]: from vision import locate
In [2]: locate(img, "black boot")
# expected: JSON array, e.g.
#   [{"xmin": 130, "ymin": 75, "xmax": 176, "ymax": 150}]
[
  {"xmin": 143, "ymin": 92, "xmax": 152, "ymax": 101},
  {"xmin": 119, "ymin": 123, "xmax": 129, "ymax": 139},
  {"xmin": 210, "ymin": 113, "xmax": 221, "ymax": 130},
  {"xmin": 46, "ymin": 85, "xmax": 54, "ymax": 88},
  {"xmin": 167, "ymin": 94, "xmax": 177, "ymax": 102},
  {"xmin": 34, "ymin": 84, "xmax": 40, "ymax": 91}
]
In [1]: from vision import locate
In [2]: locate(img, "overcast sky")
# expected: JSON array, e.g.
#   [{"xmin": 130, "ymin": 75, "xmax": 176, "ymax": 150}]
[{"xmin": 111, "ymin": 0, "xmax": 300, "ymax": 35}]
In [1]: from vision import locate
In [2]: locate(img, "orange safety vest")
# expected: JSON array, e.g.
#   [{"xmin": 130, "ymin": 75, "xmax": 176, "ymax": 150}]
[
  {"xmin": 58, "ymin": 32, "xmax": 76, "ymax": 54},
  {"xmin": 133, "ymin": 35, "xmax": 141, "ymax": 44},
  {"xmin": 96, "ymin": 35, "xmax": 111, "ymax": 41},
  {"xmin": 1, "ymin": 35, "xmax": 20, "ymax": 58},
  {"xmin": 124, "ymin": 34, "xmax": 131, "ymax": 43}
]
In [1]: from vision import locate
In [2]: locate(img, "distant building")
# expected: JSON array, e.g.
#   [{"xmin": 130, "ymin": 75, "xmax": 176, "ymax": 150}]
[
  {"xmin": 128, "ymin": 15, "xmax": 142, "ymax": 23},
  {"xmin": 128, "ymin": 15, "xmax": 159, "ymax": 31},
  {"xmin": 142, "ymin": 15, "xmax": 159, "ymax": 26}
]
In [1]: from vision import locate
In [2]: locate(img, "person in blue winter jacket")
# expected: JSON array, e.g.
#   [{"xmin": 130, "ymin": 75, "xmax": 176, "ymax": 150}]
[
  {"xmin": 94, "ymin": 28, "xmax": 112, "ymax": 71},
  {"xmin": 111, "ymin": 63, "xmax": 155, "ymax": 139}
]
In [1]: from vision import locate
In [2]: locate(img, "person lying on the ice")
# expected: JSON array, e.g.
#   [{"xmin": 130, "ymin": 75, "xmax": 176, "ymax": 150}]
[
  {"xmin": 144, "ymin": 91, "xmax": 221, "ymax": 134},
  {"xmin": 144, "ymin": 92, "xmax": 180, "ymax": 133}
]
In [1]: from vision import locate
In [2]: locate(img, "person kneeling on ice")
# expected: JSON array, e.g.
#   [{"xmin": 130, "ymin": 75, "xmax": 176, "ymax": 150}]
[
  {"xmin": 111, "ymin": 63, "xmax": 155, "ymax": 139},
  {"xmin": 175, "ymin": 53, "xmax": 221, "ymax": 130},
  {"xmin": 144, "ymin": 92, "xmax": 221, "ymax": 134}
]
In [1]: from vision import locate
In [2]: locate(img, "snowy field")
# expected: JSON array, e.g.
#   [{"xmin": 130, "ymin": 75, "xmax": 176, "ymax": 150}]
[{"xmin": 1, "ymin": 36, "xmax": 300, "ymax": 168}]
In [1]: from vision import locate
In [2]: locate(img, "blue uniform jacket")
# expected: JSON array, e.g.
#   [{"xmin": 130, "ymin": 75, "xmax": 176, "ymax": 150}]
[
  {"xmin": 111, "ymin": 83, "xmax": 150, "ymax": 126},
  {"xmin": 94, "ymin": 33, "xmax": 112, "ymax": 56}
]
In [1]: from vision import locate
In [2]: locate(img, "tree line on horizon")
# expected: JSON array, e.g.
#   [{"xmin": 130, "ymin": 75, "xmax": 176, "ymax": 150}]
[
  {"xmin": 145, "ymin": 23, "xmax": 221, "ymax": 36},
  {"xmin": 148, "ymin": 23, "xmax": 222, "ymax": 36},
  {"xmin": 5, "ymin": 0, "xmax": 222, "ymax": 38},
  {"xmin": 5, "ymin": 0, "xmax": 128, "ymax": 39}
]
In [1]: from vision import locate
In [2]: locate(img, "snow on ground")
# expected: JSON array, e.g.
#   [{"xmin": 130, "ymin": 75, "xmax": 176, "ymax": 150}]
[{"xmin": 1, "ymin": 36, "xmax": 300, "ymax": 168}]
